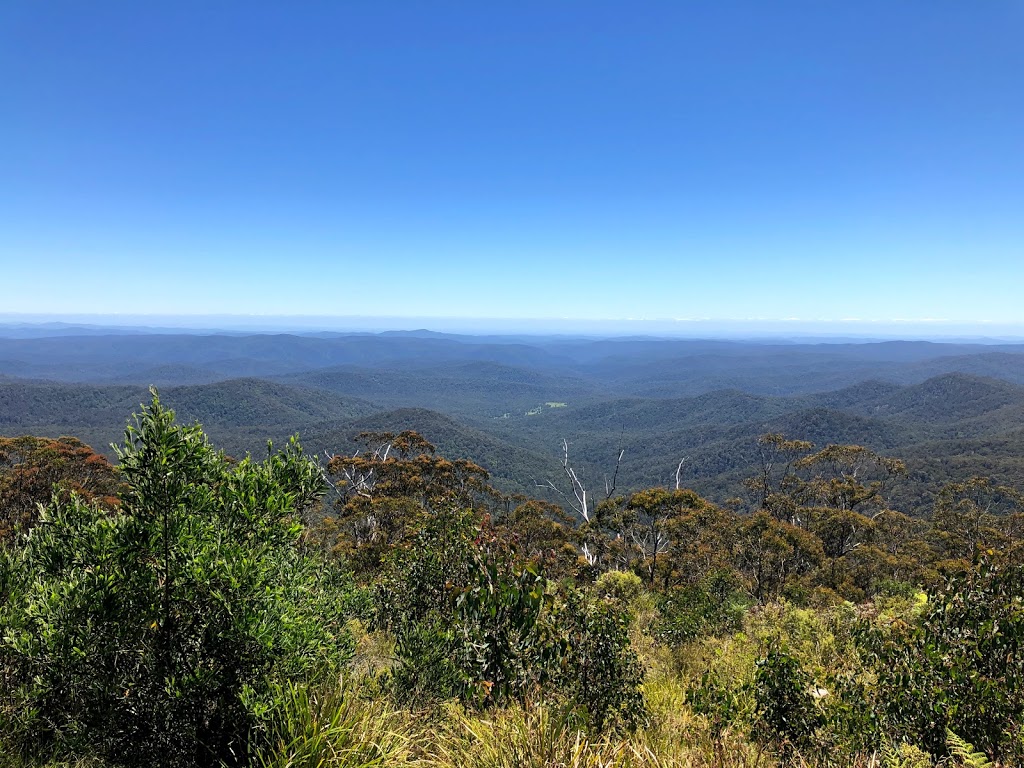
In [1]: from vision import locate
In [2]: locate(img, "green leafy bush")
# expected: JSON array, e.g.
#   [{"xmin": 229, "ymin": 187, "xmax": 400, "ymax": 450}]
[
  {"xmin": 373, "ymin": 508, "xmax": 476, "ymax": 706},
  {"xmin": 594, "ymin": 570, "xmax": 643, "ymax": 603},
  {"xmin": 456, "ymin": 557, "xmax": 561, "ymax": 707},
  {"xmin": 654, "ymin": 571, "xmax": 748, "ymax": 647},
  {"xmin": 853, "ymin": 557, "xmax": 1024, "ymax": 760},
  {"xmin": 0, "ymin": 394, "xmax": 356, "ymax": 768},
  {"xmin": 687, "ymin": 669, "xmax": 751, "ymax": 744},
  {"xmin": 751, "ymin": 647, "xmax": 823, "ymax": 757},
  {"xmin": 373, "ymin": 508, "xmax": 644, "ymax": 732},
  {"xmin": 554, "ymin": 589, "xmax": 646, "ymax": 734}
]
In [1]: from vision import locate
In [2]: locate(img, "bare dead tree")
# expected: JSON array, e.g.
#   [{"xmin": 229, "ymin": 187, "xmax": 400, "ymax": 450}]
[
  {"xmin": 675, "ymin": 457, "xmax": 688, "ymax": 491},
  {"xmin": 537, "ymin": 438, "xmax": 591, "ymax": 523},
  {"xmin": 605, "ymin": 448, "xmax": 625, "ymax": 499},
  {"xmin": 536, "ymin": 438, "xmax": 626, "ymax": 567},
  {"xmin": 537, "ymin": 439, "xmax": 626, "ymax": 522},
  {"xmin": 327, "ymin": 436, "xmax": 396, "ymax": 502}
]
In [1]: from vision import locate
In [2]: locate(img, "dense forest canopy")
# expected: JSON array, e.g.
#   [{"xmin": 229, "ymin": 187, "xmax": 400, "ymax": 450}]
[{"xmin": 3, "ymin": 330, "xmax": 1024, "ymax": 514}]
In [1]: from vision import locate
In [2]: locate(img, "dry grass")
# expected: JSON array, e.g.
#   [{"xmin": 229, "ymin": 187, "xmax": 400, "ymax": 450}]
[
  {"xmin": 2, "ymin": 604, "xmax": 933, "ymax": 768},
  {"xmin": 253, "ymin": 679, "xmax": 418, "ymax": 768}
]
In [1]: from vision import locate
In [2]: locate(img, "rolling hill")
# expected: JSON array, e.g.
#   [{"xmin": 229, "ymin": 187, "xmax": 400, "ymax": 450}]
[{"xmin": 3, "ymin": 330, "xmax": 1024, "ymax": 515}]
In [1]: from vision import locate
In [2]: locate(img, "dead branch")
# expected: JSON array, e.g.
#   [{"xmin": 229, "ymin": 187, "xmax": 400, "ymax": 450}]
[{"xmin": 675, "ymin": 457, "xmax": 688, "ymax": 490}]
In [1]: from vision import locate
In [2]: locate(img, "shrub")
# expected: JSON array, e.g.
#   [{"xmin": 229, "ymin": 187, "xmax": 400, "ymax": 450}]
[
  {"xmin": 654, "ymin": 571, "xmax": 748, "ymax": 647},
  {"xmin": 751, "ymin": 647, "xmax": 823, "ymax": 757},
  {"xmin": 390, "ymin": 621, "xmax": 464, "ymax": 707},
  {"xmin": 853, "ymin": 556, "xmax": 1024, "ymax": 760},
  {"xmin": 554, "ymin": 589, "xmax": 646, "ymax": 734},
  {"xmin": 373, "ymin": 508, "xmax": 477, "ymax": 706},
  {"xmin": 687, "ymin": 669, "xmax": 751, "ymax": 745},
  {"xmin": 0, "ymin": 393, "xmax": 356, "ymax": 768},
  {"xmin": 594, "ymin": 570, "xmax": 643, "ymax": 603},
  {"xmin": 456, "ymin": 557, "xmax": 561, "ymax": 707}
]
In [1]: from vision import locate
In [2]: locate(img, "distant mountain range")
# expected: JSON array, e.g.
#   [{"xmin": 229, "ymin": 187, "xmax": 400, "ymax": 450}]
[{"xmin": 2, "ymin": 329, "xmax": 1024, "ymax": 514}]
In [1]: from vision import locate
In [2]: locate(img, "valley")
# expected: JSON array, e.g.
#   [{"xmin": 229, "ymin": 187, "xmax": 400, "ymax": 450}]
[{"xmin": 4, "ymin": 327, "xmax": 1024, "ymax": 515}]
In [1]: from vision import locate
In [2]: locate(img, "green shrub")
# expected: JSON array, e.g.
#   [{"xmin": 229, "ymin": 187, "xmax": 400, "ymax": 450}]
[
  {"xmin": 373, "ymin": 507, "xmax": 476, "ymax": 706},
  {"xmin": 389, "ymin": 621, "xmax": 464, "ymax": 707},
  {"xmin": 879, "ymin": 741, "xmax": 932, "ymax": 768},
  {"xmin": 456, "ymin": 557, "xmax": 561, "ymax": 707},
  {"xmin": 0, "ymin": 394, "xmax": 356, "ymax": 768},
  {"xmin": 654, "ymin": 571, "xmax": 748, "ymax": 647},
  {"xmin": 554, "ymin": 589, "xmax": 646, "ymax": 734},
  {"xmin": 687, "ymin": 669, "xmax": 751, "ymax": 743},
  {"xmin": 374, "ymin": 511, "xmax": 644, "ymax": 732},
  {"xmin": 594, "ymin": 570, "xmax": 643, "ymax": 603},
  {"xmin": 751, "ymin": 647, "xmax": 822, "ymax": 757},
  {"xmin": 853, "ymin": 557, "xmax": 1024, "ymax": 760}
]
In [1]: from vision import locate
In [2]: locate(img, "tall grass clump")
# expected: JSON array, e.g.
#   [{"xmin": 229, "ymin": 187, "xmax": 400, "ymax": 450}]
[
  {"xmin": 253, "ymin": 680, "xmax": 414, "ymax": 768},
  {"xmin": 430, "ymin": 704, "xmax": 631, "ymax": 768}
]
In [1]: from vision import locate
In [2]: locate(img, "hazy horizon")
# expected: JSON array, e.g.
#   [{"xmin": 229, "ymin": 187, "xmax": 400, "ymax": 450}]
[{"xmin": 4, "ymin": 312, "xmax": 1024, "ymax": 342}]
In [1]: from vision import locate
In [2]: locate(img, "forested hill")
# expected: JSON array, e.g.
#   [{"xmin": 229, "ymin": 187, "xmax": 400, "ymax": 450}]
[{"xmin": 3, "ymin": 327, "xmax": 1024, "ymax": 514}]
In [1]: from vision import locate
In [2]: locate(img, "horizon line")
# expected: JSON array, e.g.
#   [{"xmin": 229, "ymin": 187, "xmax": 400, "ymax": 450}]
[
  {"xmin": 4, "ymin": 312, "xmax": 1024, "ymax": 326},
  {"xmin": 3, "ymin": 313, "xmax": 1024, "ymax": 344}
]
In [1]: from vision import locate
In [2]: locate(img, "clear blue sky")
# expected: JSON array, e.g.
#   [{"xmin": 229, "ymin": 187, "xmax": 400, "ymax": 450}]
[{"xmin": 2, "ymin": 2, "xmax": 1022, "ymax": 328}]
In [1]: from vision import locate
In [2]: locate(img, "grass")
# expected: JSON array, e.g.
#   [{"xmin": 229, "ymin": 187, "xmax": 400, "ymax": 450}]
[
  {"xmin": 1, "ymin": 602, "xmax": 961, "ymax": 768},
  {"xmin": 0, "ymin": 679, "xmax": 931, "ymax": 768},
  {"xmin": 253, "ymin": 679, "xmax": 416, "ymax": 768}
]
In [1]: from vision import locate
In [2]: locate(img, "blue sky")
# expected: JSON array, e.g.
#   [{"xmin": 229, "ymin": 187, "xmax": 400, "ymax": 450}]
[{"xmin": 2, "ymin": 2, "xmax": 1022, "ymax": 330}]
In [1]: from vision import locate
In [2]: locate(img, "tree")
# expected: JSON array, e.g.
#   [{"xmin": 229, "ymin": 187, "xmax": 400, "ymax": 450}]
[
  {"xmin": 791, "ymin": 444, "xmax": 905, "ymax": 516},
  {"xmin": 731, "ymin": 512, "xmax": 824, "ymax": 602},
  {"xmin": 537, "ymin": 438, "xmax": 624, "ymax": 567},
  {"xmin": 744, "ymin": 433, "xmax": 814, "ymax": 521},
  {"xmin": 932, "ymin": 477, "xmax": 1023, "ymax": 563},
  {"xmin": 490, "ymin": 498, "xmax": 577, "ymax": 577},
  {"xmin": 0, "ymin": 392, "xmax": 356, "ymax": 768},
  {"xmin": 839, "ymin": 509, "xmax": 937, "ymax": 596},
  {"xmin": 743, "ymin": 439, "xmax": 909, "ymax": 597},
  {"xmin": 0, "ymin": 435, "xmax": 122, "ymax": 543},
  {"xmin": 323, "ymin": 430, "xmax": 497, "ymax": 577},
  {"xmin": 620, "ymin": 487, "xmax": 724, "ymax": 588}
]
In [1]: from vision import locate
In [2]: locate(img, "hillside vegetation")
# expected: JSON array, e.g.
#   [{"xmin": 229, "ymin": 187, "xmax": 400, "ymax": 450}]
[
  {"xmin": 4, "ymin": 331, "xmax": 1024, "ymax": 514},
  {"xmin": 3, "ymin": 331, "xmax": 1024, "ymax": 766}
]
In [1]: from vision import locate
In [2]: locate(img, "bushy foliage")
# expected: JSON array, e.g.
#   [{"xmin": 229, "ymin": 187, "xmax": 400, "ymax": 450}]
[
  {"xmin": 553, "ymin": 589, "xmax": 646, "ymax": 733},
  {"xmin": 751, "ymin": 647, "xmax": 823, "ymax": 757},
  {"xmin": 373, "ymin": 508, "xmax": 476, "ymax": 705},
  {"xmin": 325, "ymin": 431, "xmax": 497, "ymax": 578},
  {"xmin": 852, "ymin": 556, "xmax": 1024, "ymax": 760},
  {"xmin": 879, "ymin": 741, "xmax": 933, "ymax": 768},
  {"xmin": 6, "ymin": 405, "xmax": 1024, "ymax": 767},
  {"xmin": 372, "ymin": 504, "xmax": 643, "ymax": 731},
  {"xmin": 594, "ymin": 570, "xmax": 643, "ymax": 603},
  {"xmin": 0, "ymin": 394, "xmax": 357, "ymax": 768},
  {"xmin": 457, "ymin": 557, "xmax": 561, "ymax": 707},
  {"xmin": 653, "ymin": 571, "xmax": 748, "ymax": 647},
  {"xmin": 0, "ymin": 435, "xmax": 122, "ymax": 543}
]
